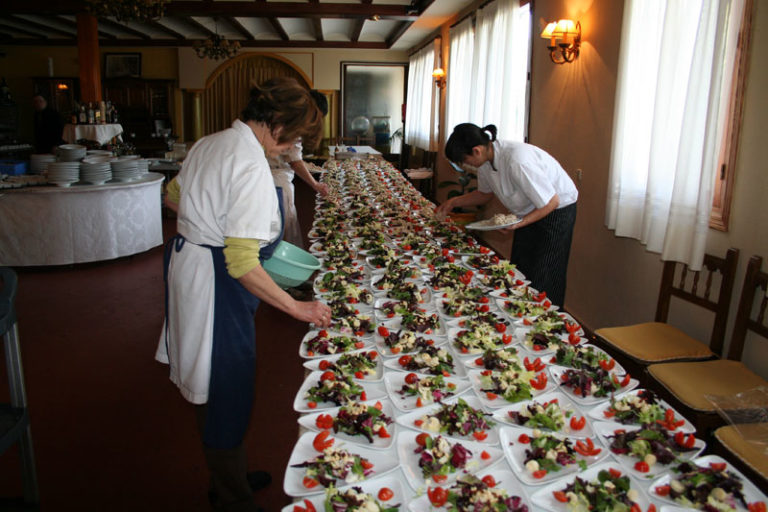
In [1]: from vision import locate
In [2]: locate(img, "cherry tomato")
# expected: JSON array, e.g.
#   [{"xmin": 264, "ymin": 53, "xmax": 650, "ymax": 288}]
[
  {"xmin": 354, "ymin": 341, "xmax": 364, "ymax": 349},
  {"xmin": 303, "ymin": 500, "xmax": 317, "ymax": 512},
  {"xmin": 570, "ymin": 416, "xmax": 586, "ymax": 431},
  {"xmin": 307, "ymin": 401, "xmax": 317, "ymax": 409},
  {"xmin": 486, "ymin": 392, "xmax": 498, "ymax": 400},
  {"xmin": 530, "ymin": 373, "xmax": 548, "ymax": 390},
  {"xmin": 312, "ymin": 430, "xmax": 334, "ymax": 452},
  {"xmin": 472, "ymin": 430, "xmax": 488, "ymax": 441},
  {"xmin": 354, "ymin": 371, "xmax": 365, "ymax": 379},
  {"xmin": 378, "ymin": 487, "xmax": 394, "ymax": 501},
  {"xmin": 710, "ymin": 462, "xmax": 727, "ymax": 471},
  {"xmin": 428, "ymin": 487, "xmax": 448, "ymax": 507},
  {"xmin": 377, "ymin": 426, "xmax": 390, "ymax": 438},
  {"xmin": 553, "ymin": 491, "xmax": 569, "ymax": 503},
  {"xmin": 416, "ymin": 433, "xmax": 431, "ymax": 447},
  {"xmin": 315, "ymin": 414, "xmax": 334, "ymax": 430},
  {"xmin": 481, "ymin": 475, "xmax": 496, "ymax": 487},
  {"xmin": 748, "ymin": 503, "xmax": 767, "ymax": 512},
  {"xmin": 405, "ymin": 372, "xmax": 419, "ymax": 385},
  {"xmin": 634, "ymin": 461, "xmax": 650, "ymax": 473},
  {"xmin": 502, "ymin": 334, "xmax": 513, "ymax": 345},
  {"xmin": 416, "ymin": 397, "xmax": 424, "ymax": 407},
  {"xmin": 302, "ymin": 476, "xmax": 319, "ymax": 488},
  {"xmin": 532, "ymin": 469, "xmax": 547, "ymax": 479},
  {"xmin": 361, "ymin": 459, "xmax": 374, "ymax": 470},
  {"xmin": 631, "ymin": 504, "xmax": 641, "ymax": 512},
  {"xmin": 599, "ymin": 358, "xmax": 616, "ymax": 371},
  {"xmin": 293, "ymin": 505, "xmax": 305, "ymax": 512},
  {"xmin": 398, "ymin": 355, "xmax": 412, "ymax": 366},
  {"xmin": 518, "ymin": 433, "xmax": 530, "ymax": 443},
  {"xmin": 319, "ymin": 360, "xmax": 331, "ymax": 371},
  {"xmin": 481, "ymin": 450, "xmax": 491, "ymax": 460},
  {"xmin": 648, "ymin": 505, "xmax": 657, "ymax": 512},
  {"xmin": 377, "ymin": 326, "xmax": 390, "ymax": 337},
  {"xmin": 495, "ymin": 323, "xmax": 507, "ymax": 333},
  {"xmin": 475, "ymin": 357, "xmax": 485, "ymax": 366},
  {"xmin": 318, "ymin": 330, "xmax": 328, "ymax": 337},
  {"xmin": 609, "ymin": 468, "xmax": 622, "ymax": 478},
  {"xmin": 360, "ymin": 391, "xmax": 367, "ymax": 401},
  {"xmin": 320, "ymin": 371, "xmax": 336, "ymax": 382},
  {"xmin": 433, "ymin": 474, "xmax": 447, "ymax": 483},
  {"xmin": 603, "ymin": 409, "xmax": 616, "ymax": 418},
  {"xmin": 374, "ymin": 401, "xmax": 383, "ymax": 410},
  {"xmin": 655, "ymin": 485, "xmax": 671, "ymax": 496}
]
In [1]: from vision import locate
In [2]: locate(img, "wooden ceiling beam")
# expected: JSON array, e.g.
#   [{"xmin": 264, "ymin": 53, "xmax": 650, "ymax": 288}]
[
  {"xmin": 350, "ymin": 19, "xmax": 365, "ymax": 43},
  {"xmin": 312, "ymin": 18, "xmax": 323, "ymax": 42},
  {"xmin": 227, "ymin": 17, "xmax": 254, "ymax": 41},
  {"xmin": 267, "ymin": 18, "xmax": 289, "ymax": 41},
  {"xmin": 386, "ymin": 20, "xmax": 413, "ymax": 48},
  {"xmin": 4, "ymin": 14, "xmax": 75, "ymax": 38},
  {"xmin": 56, "ymin": 14, "xmax": 115, "ymax": 39},
  {"xmin": 1, "ymin": 38, "xmax": 389, "ymax": 49},
  {"xmin": 97, "ymin": 17, "xmax": 152, "ymax": 39},
  {"xmin": 0, "ymin": 21, "xmax": 46, "ymax": 39}
]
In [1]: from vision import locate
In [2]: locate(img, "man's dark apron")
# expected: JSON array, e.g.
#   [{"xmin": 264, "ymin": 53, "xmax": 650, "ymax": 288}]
[{"xmin": 164, "ymin": 187, "xmax": 284, "ymax": 449}]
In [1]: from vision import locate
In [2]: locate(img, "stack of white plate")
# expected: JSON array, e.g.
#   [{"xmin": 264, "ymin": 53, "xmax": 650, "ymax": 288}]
[
  {"xmin": 110, "ymin": 159, "xmax": 140, "ymax": 181},
  {"xmin": 135, "ymin": 159, "xmax": 149, "ymax": 176},
  {"xmin": 47, "ymin": 161, "xmax": 81, "ymax": 187},
  {"xmin": 29, "ymin": 154, "xmax": 56, "ymax": 174},
  {"xmin": 80, "ymin": 160, "xmax": 112, "ymax": 185},
  {"xmin": 86, "ymin": 150, "xmax": 113, "ymax": 157},
  {"xmin": 57, "ymin": 144, "xmax": 87, "ymax": 162}
]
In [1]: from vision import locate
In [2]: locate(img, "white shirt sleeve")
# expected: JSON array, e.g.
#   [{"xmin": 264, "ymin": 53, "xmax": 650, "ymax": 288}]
[
  {"xmin": 477, "ymin": 165, "xmax": 493, "ymax": 194},
  {"xmin": 285, "ymin": 141, "xmax": 303, "ymax": 163}
]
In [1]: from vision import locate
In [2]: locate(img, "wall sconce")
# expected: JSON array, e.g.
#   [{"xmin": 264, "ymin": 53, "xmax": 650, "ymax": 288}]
[
  {"xmin": 541, "ymin": 19, "xmax": 581, "ymax": 64},
  {"xmin": 432, "ymin": 67, "xmax": 446, "ymax": 89}
]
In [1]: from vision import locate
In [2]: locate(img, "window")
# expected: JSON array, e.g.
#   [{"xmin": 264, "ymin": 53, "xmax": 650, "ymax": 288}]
[
  {"xmin": 606, "ymin": 0, "xmax": 748, "ymax": 268},
  {"xmin": 405, "ymin": 43, "xmax": 438, "ymax": 151}
]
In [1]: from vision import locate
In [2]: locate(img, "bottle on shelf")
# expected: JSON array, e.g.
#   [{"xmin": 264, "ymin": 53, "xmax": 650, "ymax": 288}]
[
  {"xmin": 105, "ymin": 101, "xmax": 112, "ymax": 124},
  {"xmin": 112, "ymin": 107, "xmax": 119, "ymax": 124},
  {"xmin": 99, "ymin": 101, "xmax": 106, "ymax": 124},
  {"xmin": 79, "ymin": 103, "xmax": 87, "ymax": 124},
  {"xmin": 71, "ymin": 103, "xmax": 78, "ymax": 125},
  {"xmin": 87, "ymin": 102, "xmax": 95, "ymax": 124}
]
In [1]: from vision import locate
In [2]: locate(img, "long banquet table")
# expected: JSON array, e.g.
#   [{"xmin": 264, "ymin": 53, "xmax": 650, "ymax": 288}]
[
  {"xmin": 282, "ymin": 158, "xmax": 768, "ymax": 511},
  {"xmin": 0, "ymin": 172, "xmax": 164, "ymax": 266}
]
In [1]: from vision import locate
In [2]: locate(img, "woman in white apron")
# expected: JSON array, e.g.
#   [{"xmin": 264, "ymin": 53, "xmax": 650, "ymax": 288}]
[
  {"xmin": 437, "ymin": 123, "xmax": 578, "ymax": 307},
  {"xmin": 156, "ymin": 78, "xmax": 331, "ymax": 512}
]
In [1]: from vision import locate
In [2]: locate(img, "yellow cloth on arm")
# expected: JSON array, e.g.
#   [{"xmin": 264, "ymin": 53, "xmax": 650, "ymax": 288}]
[
  {"xmin": 166, "ymin": 176, "xmax": 181, "ymax": 204},
  {"xmin": 223, "ymin": 237, "xmax": 261, "ymax": 279}
]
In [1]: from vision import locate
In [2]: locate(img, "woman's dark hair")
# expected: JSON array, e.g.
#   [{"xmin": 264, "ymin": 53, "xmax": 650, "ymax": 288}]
[
  {"xmin": 241, "ymin": 77, "xmax": 323, "ymax": 148},
  {"xmin": 310, "ymin": 90, "xmax": 329, "ymax": 117},
  {"xmin": 445, "ymin": 123, "xmax": 498, "ymax": 163}
]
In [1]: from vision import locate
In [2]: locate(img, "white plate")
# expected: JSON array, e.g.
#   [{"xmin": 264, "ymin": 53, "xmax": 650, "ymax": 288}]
[
  {"xmin": 396, "ymin": 430, "xmax": 505, "ymax": 491},
  {"xmin": 283, "ymin": 431, "xmax": 401, "ymax": 497},
  {"xmin": 394, "ymin": 395, "xmax": 499, "ymax": 445},
  {"xmin": 462, "ymin": 346, "xmax": 527, "ymax": 371},
  {"xmin": 495, "ymin": 298, "xmax": 558, "ymax": 324},
  {"xmin": 281, "ymin": 473, "xmax": 407, "ymax": 512},
  {"xmin": 374, "ymin": 329, "xmax": 446, "ymax": 358},
  {"xmin": 448, "ymin": 326, "xmax": 518, "ymax": 357},
  {"xmin": 500, "ymin": 425, "xmax": 609, "ymax": 486},
  {"xmin": 592, "ymin": 421, "xmax": 706, "ymax": 481},
  {"xmin": 548, "ymin": 365, "xmax": 639, "ymax": 406},
  {"xmin": 465, "ymin": 217, "xmax": 523, "ymax": 231},
  {"xmin": 530, "ymin": 461, "xmax": 653, "ymax": 512},
  {"xmin": 380, "ymin": 286, "xmax": 434, "ymax": 306},
  {"xmin": 373, "ymin": 298, "xmax": 435, "ymax": 321},
  {"xmin": 407, "ymin": 467, "xmax": 530, "ymax": 512},
  {"xmin": 648, "ymin": 455, "xmax": 768, "ymax": 510},
  {"xmin": 297, "ymin": 399, "xmax": 398, "ymax": 450},
  {"xmin": 299, "ymin": 330, "xmax": 371, "ymax": 359},
  {"xmin": 542, "ymin": 343, "xmax": 626, "ymax": 374},
  {"xmin": 294, "ymin": 371, "xmax": 386, "ymax": 413},
  {"xmin": 303, "ymin": 348, "xmax": 384, "ymax": 382},
  {"xmin": 490, "ymin": 390, "xmax": 595, "ymax": 438},
  {"xmin": 384, "ymin": 372, "xmax": 472, "ymax": 412},
  {"xmin": 587, "ymin": 389, "xmax": 696, "ymax": 433},
  {"xmin": 467, "ymin": 368, "xmax": 554, "ymax": 409},
  {"xmin": 382, "ymin": 354, "xmax": 467, "ymax": 379}
]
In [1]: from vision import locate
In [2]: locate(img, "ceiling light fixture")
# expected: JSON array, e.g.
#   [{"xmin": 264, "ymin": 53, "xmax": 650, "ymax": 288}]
[
  {"xmin": 194, "ymin": 20, "xmax": 241, "ymax": 60},
  {"xmin": 85, "ymin": 0, "xmax": 169, "ymax": 21}
]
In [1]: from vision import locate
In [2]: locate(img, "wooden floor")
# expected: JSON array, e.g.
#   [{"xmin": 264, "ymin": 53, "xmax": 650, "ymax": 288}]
[{"xmin": 0, "ymin": 181, "xmax": 318, "ymax": 511}]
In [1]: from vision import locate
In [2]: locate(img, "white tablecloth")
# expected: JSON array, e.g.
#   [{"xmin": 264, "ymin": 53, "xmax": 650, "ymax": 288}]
[
  {"xmin": 62, "ymin": 124, "xmax": 124, "ymax": 145},
  {"xmin": 0, "ymin": 173, "xmax": 163, "ymax": 266},
  {"xmin": 329, "ymin": 145, "xmax": 382, "ymax": 157}
]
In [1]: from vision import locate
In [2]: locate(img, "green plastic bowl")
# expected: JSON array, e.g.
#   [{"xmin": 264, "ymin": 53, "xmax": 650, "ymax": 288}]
[{"xmin": 262, "ymin": 240, "xmax": 321, "ymax": 289}]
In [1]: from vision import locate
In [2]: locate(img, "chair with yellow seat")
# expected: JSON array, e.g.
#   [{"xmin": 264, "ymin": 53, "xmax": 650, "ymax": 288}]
[
  {"xmin": 594, "ymin": 248, "xmax": 739, "ymax": 376},
  {"xmin": 648, "ymin": 255, "xmax": 768, "ymax": 436}
]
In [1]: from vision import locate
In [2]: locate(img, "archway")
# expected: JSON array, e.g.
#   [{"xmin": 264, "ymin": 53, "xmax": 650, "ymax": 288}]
[{"xmin": 202, "ymin": 53, "xmax": 312, "ymax": 135}]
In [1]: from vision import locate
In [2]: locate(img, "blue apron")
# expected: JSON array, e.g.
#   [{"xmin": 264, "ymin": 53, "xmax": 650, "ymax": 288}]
[{"xmin": 164, "ymin": 187, "xmax": 284, "ymax": 449}]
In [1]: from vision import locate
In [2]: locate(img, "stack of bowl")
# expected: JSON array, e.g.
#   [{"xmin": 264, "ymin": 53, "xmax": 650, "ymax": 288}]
[
  {"xmin": 110, "ymin": 156, "xmax": 140, "ymax": 181},
  {"xmin": 56, "ymin": 144, "xmax": 87, "ymax": 162},
  {"xmin": 46, "ymin": 161, "xmax": 81, "ymax": 187},
  {"xmin": 80, "ymin": 156, "xmax": 113, "ymax": 185}
]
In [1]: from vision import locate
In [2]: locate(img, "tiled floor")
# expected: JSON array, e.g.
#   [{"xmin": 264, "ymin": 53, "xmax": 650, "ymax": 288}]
[{"xmin": 0, "ymin": 181, "xmax": 318, "ymax": 511}]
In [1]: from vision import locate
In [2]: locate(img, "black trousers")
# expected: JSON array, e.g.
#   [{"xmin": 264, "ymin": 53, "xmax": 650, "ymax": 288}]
[{"xmin": 509, "ymin": 203, "xmax": 577, "ymax": 307}]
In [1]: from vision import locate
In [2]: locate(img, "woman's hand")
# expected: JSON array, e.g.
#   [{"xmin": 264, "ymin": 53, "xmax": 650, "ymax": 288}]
[
  {"xmin": 435, "ymin": 198, "xmax": 456, "ymax": 219},
  {"xmin": 293, "ymin": 300, "xmax": 333, "ymax": 327},
  {"xmin": 314, "ymin": 182, "xmax": 329, "ymax": 197}
]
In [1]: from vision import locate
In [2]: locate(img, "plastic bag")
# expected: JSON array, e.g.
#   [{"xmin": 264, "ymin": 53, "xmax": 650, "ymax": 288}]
[{"xmin": 705, "ymin": 386, "xmax": 768, "ymax": 454}]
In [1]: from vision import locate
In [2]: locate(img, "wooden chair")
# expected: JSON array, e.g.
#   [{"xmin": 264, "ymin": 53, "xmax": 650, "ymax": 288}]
[
  {"xmin": 594, "ymin": 249, "xmax": 739, "ymax": 376},
  {"xmin": 648, "ymin": 255, "xmax": 768, "ymax": 437}
]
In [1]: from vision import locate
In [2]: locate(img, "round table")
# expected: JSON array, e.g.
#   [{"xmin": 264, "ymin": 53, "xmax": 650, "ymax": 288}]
[{"xmin": 0, "ymin": 173, "xmax": 164, "ymax": 266}]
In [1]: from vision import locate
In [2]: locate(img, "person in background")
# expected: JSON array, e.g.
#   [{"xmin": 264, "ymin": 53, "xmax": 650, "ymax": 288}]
[
  {"xmin": 32, "ymin": 93, "xmax": 64, "ymax": 154},
  {"xmin": 156, "ymin": 77, "xmax": 331, "ymax": 512},
  {"xmin": 437, "ymin": 123, "xmax": 578, "ymax": 307},
  {"xmin": 268, "ymin": 90, "xmax": 330, "ymax": 248}
]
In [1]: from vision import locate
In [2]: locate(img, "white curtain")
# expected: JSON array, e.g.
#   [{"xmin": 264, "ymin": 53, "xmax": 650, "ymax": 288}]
[
  {"xmin": 405, "ymin": 43, "xmax": 437, "ymax": 151},
  {"xmin": 606, "ymin": 0, "xmax": 745, "ymax": 269},
  {"xmin": 445, "ymin": 0, "xmax": 530, "ymax": 141}
]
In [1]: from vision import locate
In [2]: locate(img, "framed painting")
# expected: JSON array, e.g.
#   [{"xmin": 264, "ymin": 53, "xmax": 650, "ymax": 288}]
[{"xmin": 104, "ymin": 53, "xmax": 142, "ymax": 78}]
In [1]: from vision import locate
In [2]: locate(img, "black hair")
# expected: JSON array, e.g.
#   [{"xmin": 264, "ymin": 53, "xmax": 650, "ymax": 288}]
[
  {"xmin": 309, "ymin": 90, "xmax": 329, "ymax": 117},
  {"xmin": 240, "ymin": 77, "xmax": 323, "ymax": 148},
  {"xmin": 445, "ymin": 123, "xmax": 498, "ymax": 164}
]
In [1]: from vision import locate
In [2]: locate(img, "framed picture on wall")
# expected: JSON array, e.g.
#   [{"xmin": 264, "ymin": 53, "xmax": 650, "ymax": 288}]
[{"xmin": 104, "ymin": 53, "xmax": 142, "ymax": 78}]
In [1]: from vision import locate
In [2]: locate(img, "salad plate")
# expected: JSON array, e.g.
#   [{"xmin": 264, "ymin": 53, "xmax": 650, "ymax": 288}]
[
  {"xmin": 465, "ymin": 216, "xmax": 522, "ymax": 231},
  {"xmin": 297, "ymin": 399, "xmax": 398, "ymax": 450},
  {"xmin": 530, "ymin": 461, "xmax": 654, "ymax": 512},
  {"xmin": 374, "ymin": 327, "xmax": 446, "ymax": 358},
  {"xmin": 448, "ymin": 326, "xmax": 517, "ymax": 357},
  {"xmin": 468, "ymin": 368, "xmax": 554, "ymax": 409},
  {"xmin": 394, "ymin": 395, "xmax": 500, "ymax": 445},
  {"xmin": 283, "ymin": 431, "xmax": 400, "ymax": 497},
  {"xmin": 546, "ymin": 343, "xmax": 626, "ymax": 375},
  {"xmin": 587, "ymin": 389, "xmax": 696, "ymax": 434},
  {"xmin": 548, "ymin": 364, "xmax": 639, "ymax": 406},
  {"xmin": 382, "ymin": 351, "xmax": 467, "ymax": 378},
  {"xmin": 487, "ymin": 285, "xmax": 540, "ymax": 301},
  {"xmin": 303, "ymin": 348, "xmax": 384, "ymax": 382},
  {"xmin": 383, "ymin": 372, "xmax": 471, "ymax": 412},
  {"xmin": 592, "ymin": 421, "xmax": 705, "ymax": 481},
  {"xmin": 500, "ymin": 425, "xmax": 609, "ymax": 486},
  {"xmin": 407, "ymin": 467, "xmax": 531, "ymax": 512},
  {"xmin": 648, "ymin": 455, "xmax": 768, "ymax": 511},
  {"xmin": 293, "ymin": 371, "xmax": 387, "ymax": 413},
  {"xmin": 490, "ymin": 391, "xmax": 595, "ymax": 438},
  {"xmin": 299, "ymin": 329, "xmax": 371, "ymax": 359},
  {"xmin": 495, "ymin": 298, "xmax": 557, "ymax": 324},
  {"xmin": 373, "ymin": 298, "xmax": 436, "ymax": 321},
  {"xmin": 381, "ymin": 313, "xmax": 446, "ymax": 338},
  {"xmin": 462, "ymin": 346, "xmax": 528, "ymax": 373},
  {"xmin": 396, "ymin": 430, "xmax": 505, "ymax": 491},
  {"xmin": 280, "ymin": 473, "xmax": 407, "ymax": 512}
]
